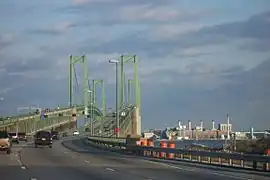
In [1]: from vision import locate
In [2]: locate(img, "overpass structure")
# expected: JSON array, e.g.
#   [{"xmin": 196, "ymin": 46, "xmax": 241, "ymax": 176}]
[{"xmin": 0, "ymin": 55, "xmax": 141, "ymax": 137}]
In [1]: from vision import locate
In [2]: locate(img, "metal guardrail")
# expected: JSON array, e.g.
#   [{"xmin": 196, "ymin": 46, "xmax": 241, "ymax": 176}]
[
  {"xmin": 1, "ymin": 105, "xmax": 86, "ymax": 122},
  {"xmin": 87, "ymin": 137, "xmax": 270, "ymax": 171},
  {"xmin": 89, "ymin": 136, "xmax": 126, "ymax": 143},
  {"xmin": 0, "ymin": 108, "xmax": 74, "ymax": 127}
]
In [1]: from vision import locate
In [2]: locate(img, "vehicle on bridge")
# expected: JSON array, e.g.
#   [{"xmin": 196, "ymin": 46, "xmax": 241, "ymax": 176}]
[
  {"xmin": 51, "ymin": 131, "xmax": 59, "ymax": 140},
  {"xmin": 18, "ymin": 132, "xmax": 27, "ymax": 142},
  {"xmin": 73, "ymin": 130, "xmax": 79, "ymax": 136},
  {"xmin": 0, "ymin": 131, "xmax": 11, "ymax": 154},
  {"xmin": 8, "ymin": 132, "xmax": 19, "ymax": 144},
  {"xmin": 62, "ymin": 132, "xmax": 68, "ymax": 137},
  {"xmin": 34, "ymin": 131, "xmax": 52, "ymax": 148}
]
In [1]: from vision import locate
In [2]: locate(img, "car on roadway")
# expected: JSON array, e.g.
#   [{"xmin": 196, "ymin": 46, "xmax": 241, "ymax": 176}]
[
  {"xmin": 62, "ymin": 132, "xmax": 68, "ymax": 137},
  {"xmin": 8, "ymin": 132, "xmax": 19, "ymax": 144},
  {"xmin": 51, "ymin": 131, "xmax": 59, "ymax": 140},
  {"xmin": 34, "ymin": 131, "xmax": 52, "ymax": 148},
  {"xmin": 0, "ymin": 131, "xmax": 11, "ymax": 154},
  {"xmin": 18, "ymin": 132, "xmax": 27, "ymax": 142},
  {"xmin": 73, "ymin": 130, "xmax": 79, "ymax": 136}
]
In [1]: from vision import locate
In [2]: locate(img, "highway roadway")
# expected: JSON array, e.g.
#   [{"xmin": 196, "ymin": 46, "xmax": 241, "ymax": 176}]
[{"xmin": 0, "ymin": 136, "xmax": 269, "ymax": 180}]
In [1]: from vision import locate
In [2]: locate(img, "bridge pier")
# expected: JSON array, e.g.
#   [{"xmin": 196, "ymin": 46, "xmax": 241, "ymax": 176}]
[{"xmin": 130, "ymin": 107, "xmax": 141, "ymax": 136}]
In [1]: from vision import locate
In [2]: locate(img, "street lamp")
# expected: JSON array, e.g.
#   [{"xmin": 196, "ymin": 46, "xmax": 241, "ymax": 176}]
[
  {"xmin": 109, "ymin": 59, "xmax": 120, "ymax": 137},
  {"xmin": 87, "ymin": 90, "xmax": 94, "ymax": 135}
]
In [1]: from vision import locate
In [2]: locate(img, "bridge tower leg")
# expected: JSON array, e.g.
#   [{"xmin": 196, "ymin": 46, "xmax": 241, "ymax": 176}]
[
  {"xmin": 120, "ymin": 55, "xmax": 141, "ymax": 136},
  {"xmin": 127, "ymin": 79, "xmax": 133, "ymax": 105},
  {"xmin": 69, "ymin": 55, "xmax": 89, "ymax": 129},
  {"xmin": 134, "ymin": 55, "xmax": 141, "ymax": 136}
]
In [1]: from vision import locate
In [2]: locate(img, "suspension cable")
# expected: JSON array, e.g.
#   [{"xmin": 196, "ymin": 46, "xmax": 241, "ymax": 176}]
[{"xmin": 73, "ymin": 65, "xmax": 82, "ymax": 104}]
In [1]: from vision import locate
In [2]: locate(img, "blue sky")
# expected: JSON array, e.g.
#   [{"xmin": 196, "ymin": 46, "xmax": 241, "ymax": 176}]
[{"xmin": 0, "ymin": 0, "xmax": 270, "ymax": 131}]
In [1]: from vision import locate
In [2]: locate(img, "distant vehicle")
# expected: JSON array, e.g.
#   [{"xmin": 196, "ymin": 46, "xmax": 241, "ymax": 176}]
[
  {"xmin": 18, "ymin": 132, "xmax": 27, "ymax": 141},
  {"xmin": 34, "ymin": 131, "xmax": 52, "ymax": 148},
  {"xmin": 51, "ymin": 131, "xmax": 59, "ymax": 140},
  {"xmin": 8, "ymin": 132, "xmax": 19, "ymax": 144},
  {"xmin": 73, "ymin": 130, "xmax": 79, "ymax": 136},
  {"xmin": 62, "ymin": 132, "xmax": 68, "ymax": 137},
  {"xmin": 0, "ymin": 131, "xmax": 11, "ymax": 154}
]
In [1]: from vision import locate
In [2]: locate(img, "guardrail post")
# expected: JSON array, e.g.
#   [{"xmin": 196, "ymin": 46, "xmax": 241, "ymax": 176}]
[
  {"xmin": 180, "ymin": 154, "xmax": 183, "ymax": 159},
  {"xmin": 264, "ymin": 162, "xmax": 269, "ymax": 171},
  {"xmin": 229, "ymin": 159, "xmax": 232, "ymax": 166},
  {"xmin": 240, "ymin": 160, "xmax": 244, "ymax": 168},
  {"xmin": 198, "ymin": 156, "xmax": 201, "ymax": 162},
  {"xmin": 218, "ymin": 157, "xmax": 222, "ymax": 165},
  {"xmin": 253, "ymin": 161, "xmax": 257, "ymax": 169}
]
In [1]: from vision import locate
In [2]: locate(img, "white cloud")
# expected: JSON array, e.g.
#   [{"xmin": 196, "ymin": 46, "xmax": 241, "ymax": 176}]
[
  {"xmin": 119, "ymin": 4, "xmax": 180, "ymax": 21},
  {"xmin": 30, "ymin": 21, "xmax": 75, "ymax": 35},
  {"xmin": 0, "ymin": 34, "xmax": 14, "ymax": 43},
  {"xmin": 148, "ymin": 23, "xmax": 206, "ymax": 41},
  {"xmin": 71, "ymin": 0, "xmax": 114, "ymax": 5},
  {"xmin": 0, "ymin": 87, "xmax": 12, "ymax": 94}
]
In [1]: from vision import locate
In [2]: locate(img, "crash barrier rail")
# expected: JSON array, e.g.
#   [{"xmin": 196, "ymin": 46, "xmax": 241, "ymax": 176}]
[
  {"xmin": 87, "ymin": 136, "xmax": 270, "ymax": 172},
  {"xmin": 0, "ymin": 107, "xmax": 80, "ymax": 127},
  {"xmin": 0, "ymin": 104, "xmax": 87, "ymax": 124},
  {"xmin": 27, "ymin": 118, "xmax": 75, "ymax": 135}
]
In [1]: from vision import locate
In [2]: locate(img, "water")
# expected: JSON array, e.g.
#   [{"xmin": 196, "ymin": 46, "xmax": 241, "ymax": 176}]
[{"xmin": 155, "ymin": 139, "xmax": 227, "ymax": 149}]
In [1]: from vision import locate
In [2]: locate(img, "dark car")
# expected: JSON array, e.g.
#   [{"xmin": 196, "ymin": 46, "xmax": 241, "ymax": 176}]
[
  {"xmin": 51, "ymin": 131, "xmax": 59, "ymax": 140},
  {"xmin": 62, "ymin": 132, "xmax": 68, "ymax": 137},
  {"xmin": 8, "ymin": 132, "xmax": 19, "ymax": 144},
  {"xmin": 18, "ymin": 132, "xmax": 27, "ymax": 142},
  {"xmin": 34, "ymin": 131, "xmax": 52, "ymax": 148}
]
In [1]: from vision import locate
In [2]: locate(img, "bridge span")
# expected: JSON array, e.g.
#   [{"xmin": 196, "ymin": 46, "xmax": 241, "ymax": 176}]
[{"xmin": 1, "ymin": 55, "xmax": 268, "ymax": 179}]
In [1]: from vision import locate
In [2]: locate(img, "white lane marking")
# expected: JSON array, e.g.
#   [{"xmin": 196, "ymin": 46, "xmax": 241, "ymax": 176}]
[
  {"xmin": 30, "ymin": 178, "xmax": 38, "ymax": 180},
  {"xmin": 146, "ymin": 160, "xmax": 252, "ymax": 180},
  {"xmin": 84, "ymin": 160, "xmax": 90, "ymax": 164},
  {"xmin": 64, "ymin": 151, "xmax": 68, "ymax": 154},
  {"xmin": 17, "ymin": 158, "xmax": 27, "ymax": 169},
  {"xmin": 16, "ymin": 159, "xmax": 23, "ymax": 166},
  {"xmin": 105, "ymin": 168, "xmax": 115, "ymax": 172}
]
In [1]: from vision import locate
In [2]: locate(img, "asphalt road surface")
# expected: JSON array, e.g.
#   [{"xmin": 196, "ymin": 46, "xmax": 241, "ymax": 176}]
[{"xmin": 0, "ymin": 137, "xmax": 269, "ymax": 180}]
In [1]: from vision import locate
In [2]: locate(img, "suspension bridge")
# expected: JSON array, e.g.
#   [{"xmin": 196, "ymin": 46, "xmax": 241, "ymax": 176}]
[{"xmin": 0, "ymin": 55, "xmax": 141, "ymax": 137}]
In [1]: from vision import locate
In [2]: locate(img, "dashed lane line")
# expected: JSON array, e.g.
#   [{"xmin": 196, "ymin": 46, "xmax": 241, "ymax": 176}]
[
  {"xmin": 105, "ymin": 168, "xmax": 115, "ymax": 172},
  {"xmin": 146, "ymin": 160, "xmax": 252, "ymax": 180}
]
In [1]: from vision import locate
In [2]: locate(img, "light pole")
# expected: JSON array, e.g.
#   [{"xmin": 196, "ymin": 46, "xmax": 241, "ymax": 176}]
[
  {"xmin": 109, "ymin": 59, "xmax": 120, "ymax": 137},
  {"xmin": 87, "ymin": 90, "xmax": 93, "ymax": 135}
]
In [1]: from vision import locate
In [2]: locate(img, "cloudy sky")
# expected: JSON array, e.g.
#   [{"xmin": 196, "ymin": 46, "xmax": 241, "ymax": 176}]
[{"xmin": 0, "ymin": 0, "xmax": 270, "ymax": 131}]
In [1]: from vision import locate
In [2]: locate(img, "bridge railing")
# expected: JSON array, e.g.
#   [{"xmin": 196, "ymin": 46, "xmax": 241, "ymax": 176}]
[
  {"xmin": 0, "ymin": 108, "xmax": 74, "ymax": 128},
  {"xmin": 90, "ymin": 105, "xmax": 135, "ymax": 137},
  {"xmin": 27, "ymin": 116, "xmax": 75, "ymax": 135},
  {"xmin": 86, "ymin": 137, "xmax": 270, "ymax": 172}
]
